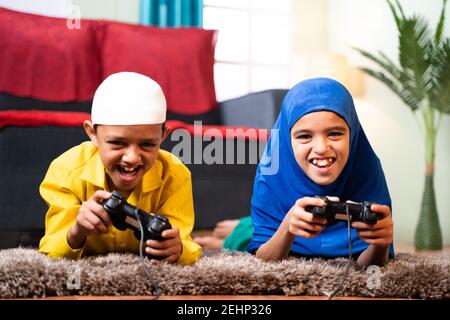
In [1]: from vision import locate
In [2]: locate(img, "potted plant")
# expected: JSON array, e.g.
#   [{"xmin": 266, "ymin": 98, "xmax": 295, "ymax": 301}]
[{"xmin": 354, "ymin": 0, "xmax": 450, "ymax": 250}]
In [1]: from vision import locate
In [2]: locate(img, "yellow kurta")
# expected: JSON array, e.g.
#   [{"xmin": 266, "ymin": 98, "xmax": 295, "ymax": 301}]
[{"xmin": 39, "ymin": 141, "xmax": 201, "ymax": 265}]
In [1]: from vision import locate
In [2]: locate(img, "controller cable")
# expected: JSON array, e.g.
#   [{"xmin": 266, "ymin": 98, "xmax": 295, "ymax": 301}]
[
  {"xmin": 327, "ymin": 205, "xmax": 352, "ymax": 300},
  {"xmin": 134, "ymin": 208, "xmax": 161, "ymax": 300}
]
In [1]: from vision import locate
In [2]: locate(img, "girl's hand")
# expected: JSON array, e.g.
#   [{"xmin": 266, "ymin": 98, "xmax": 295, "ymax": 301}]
[
  {"xmin": 351, "ymin": 204, "xmax": 393, "ymax": 247},
  {"xmin": 289, "ymin": 196, "xmax": 328, "ymax": 238}
]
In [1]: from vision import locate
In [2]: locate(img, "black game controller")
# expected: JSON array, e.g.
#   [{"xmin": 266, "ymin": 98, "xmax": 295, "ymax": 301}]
[
  {"xmin": 305, "ymin": 196, "xmax": 380, "ymax": 225},
  {"xmin": 102, "ymin": 191, "xmax": 172, "ymax": 242}
]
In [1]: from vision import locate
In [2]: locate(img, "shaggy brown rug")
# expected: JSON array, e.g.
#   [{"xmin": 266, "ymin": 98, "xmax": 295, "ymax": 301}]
[{"xmin": 0, "ymin": 248, "xmax": 448, "ymax": 299}]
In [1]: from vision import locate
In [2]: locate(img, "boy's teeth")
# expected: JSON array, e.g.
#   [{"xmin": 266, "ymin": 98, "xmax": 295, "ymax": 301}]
[{"xmin": 119, "ymin": 166, "xmax": 138, "ymax": 173}]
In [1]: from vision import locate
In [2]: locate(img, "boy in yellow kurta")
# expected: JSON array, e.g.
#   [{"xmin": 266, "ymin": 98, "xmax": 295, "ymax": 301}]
[{"xmin": 39, "ymin": 72, "xmax": 201, "ymax": 265}]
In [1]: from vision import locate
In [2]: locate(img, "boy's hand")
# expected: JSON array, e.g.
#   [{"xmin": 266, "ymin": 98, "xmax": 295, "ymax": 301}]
[
  {"xmin": 68, "ymin": 190, "xmax": 112, "ymax": 249},
  {"xmin": 75, "ymin": 190, "xmax": 112, "ymax": 236},
  {"xmin": 145, "ymin": 227, "xmax": 182, "ymax": 263},
  {"xmin": 288, "ymin": 196, "xmax": 328, "ymax": 238},
  {"xmin": 351, "ymin": 204, "xmax": 393, "ymax": 247}
]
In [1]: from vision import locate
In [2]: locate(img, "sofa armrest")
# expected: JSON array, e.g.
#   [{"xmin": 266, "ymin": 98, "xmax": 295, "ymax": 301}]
[{"xmin": 219, "ymin": 89, "xmax": 288, "ymax": 129}]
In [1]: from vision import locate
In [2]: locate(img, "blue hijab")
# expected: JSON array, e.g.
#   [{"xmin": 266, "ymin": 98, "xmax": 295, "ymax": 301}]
[{"xmin": 248, "ymin": 78, "xmax": 393, "ymax": 258}]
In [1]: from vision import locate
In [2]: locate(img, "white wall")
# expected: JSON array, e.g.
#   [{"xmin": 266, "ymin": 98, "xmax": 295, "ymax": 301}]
[
  {"xmin": 293, "ymin": 0, "xmax": 327, "ymax": 52},
  {"xmin": 72, "ymin": 0, "xmax": 139, "ymax": 23},
  {"xmin": 0, "ymin": 0, "xmax": 71, "ymax": 17},
  {"xmin": 326, "ymin": 0, "xmax": 450, "ymax": 244},
  {"xmin": 0, "ymin": 0, "xmax": 140, "ymax": 22}
]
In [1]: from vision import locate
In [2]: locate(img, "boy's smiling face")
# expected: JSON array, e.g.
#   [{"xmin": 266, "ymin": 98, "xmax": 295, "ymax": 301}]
[
  {"xmin": 84, "ymin": 122, "xmax": 169, "ymax": 194},
  {"xmin": 290, "ymin": 111, "xmax": 350, "ymax": 185}
]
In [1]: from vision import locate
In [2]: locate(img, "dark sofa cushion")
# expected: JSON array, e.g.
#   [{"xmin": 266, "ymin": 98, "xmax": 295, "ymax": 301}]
[
  {"xmin": 0, "ymin": 125, "xmax": 89, "ymax": 248},
  {"xmin": 162, "ymin": 137, "xmax": 263, "ymax": 229},
  {"xmin": 167, "ymin": 108, "xmax": 222, "ymax": 125},
  {"xmin": 0, "ymin": 92, "xmax": 92, "ymax": 112},
  {"xmin": 219, "ymin": 89, "xmax": 287, "ymax": 129}
]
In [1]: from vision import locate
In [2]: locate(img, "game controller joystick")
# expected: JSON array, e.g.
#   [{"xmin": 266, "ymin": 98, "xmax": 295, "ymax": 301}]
[
  {"xmin": 305, "ymin": 196, "xmax": 380, "ymax": 225},
  {"xmin": 102, "ymin": 191, "xmax": 172, "ymax": 242}
]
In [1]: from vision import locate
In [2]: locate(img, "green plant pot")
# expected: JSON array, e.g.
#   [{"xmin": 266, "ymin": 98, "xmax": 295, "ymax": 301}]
[{"xmin": 414, "ymin": 174, "xmax": 443, "ymax": 250}]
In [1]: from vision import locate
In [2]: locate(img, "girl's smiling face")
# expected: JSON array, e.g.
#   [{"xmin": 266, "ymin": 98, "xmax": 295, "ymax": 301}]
[{"xmin": 290, "ymin": 111, "xmax": 350, "ymax": 185}]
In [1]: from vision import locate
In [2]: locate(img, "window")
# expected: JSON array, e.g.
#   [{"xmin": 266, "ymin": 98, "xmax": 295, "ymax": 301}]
[{"xmin": 203, "ymin": 0, "xmax": 292, "ymax": 101}]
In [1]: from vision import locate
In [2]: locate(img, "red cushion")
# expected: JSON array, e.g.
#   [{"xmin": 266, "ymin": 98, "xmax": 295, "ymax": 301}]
[
  {"xmin": 0, "ymin": 7, "xmax": 101, "ymax": 102},
  {"xmin": 0, "ymin": 111, "xmax": 267, "ymax": 142},
  {"xmin": 0, "ymin": 110, "xmax": 91, "ymax": 127},
  {"xmin": 100, "ymin": 21, "xmax": 217, "ymax": 115}
]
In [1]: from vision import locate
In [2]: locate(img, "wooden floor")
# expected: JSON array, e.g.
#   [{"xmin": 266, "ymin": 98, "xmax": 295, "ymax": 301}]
[
  {"xmin": 393, "ymin": 242, "xmax": 450, "ymax": 254},
  {"xmin": 24, "ymin": 295, "xmax": 406, "ymax": 300}
]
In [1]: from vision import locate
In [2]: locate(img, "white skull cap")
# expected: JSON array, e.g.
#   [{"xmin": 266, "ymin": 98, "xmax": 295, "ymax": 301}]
[{"xmin": 91, "ymin": 72, "xmax": 166, "ymax": 125}]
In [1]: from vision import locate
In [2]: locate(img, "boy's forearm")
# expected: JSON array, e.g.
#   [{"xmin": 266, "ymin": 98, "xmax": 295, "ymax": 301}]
[
  {"xmin": 256, "ymin": 211, "xmax": 295, "ymax": 261},
  {"xmin": 67, "ymin": 225, "xmax": 87, "ymax": 249},
  {"xmin": 357, "ymin": 244, "xmax": 390, "ymax": 266}
]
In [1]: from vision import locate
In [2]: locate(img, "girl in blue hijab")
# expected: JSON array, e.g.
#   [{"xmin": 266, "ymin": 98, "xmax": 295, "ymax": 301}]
[{"xmin": 248, "ymin": 77, "xmax": 394, "ymax": 266}]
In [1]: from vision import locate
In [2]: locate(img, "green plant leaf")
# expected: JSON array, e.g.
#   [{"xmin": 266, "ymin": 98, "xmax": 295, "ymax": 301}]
[
  {"xmin": 354, "ymin": 0, "xmax": 449, "ymax": 116},
  {"xmin": 394, "ymin": 0, "xmax": 406, "ymax": 21},
  {"xmin": 387, "ymin": 0, "xmax": 402, "ymax": 30},
  {"xmin": 398, "ymin": 16, "xmax": 432, "ymax": 100},
  {"xmin": 361, "ymin": 67, "xmax": 421, "ymax": 111},
  {"xmin": 352, "ymin": 47, "xmax": 402, "ymax": 81},
  {"xmin": 434, "ymin": 0, "xmax": 447, "ymax": 44},
  {"xmin": 432, "ymin": 40, "xmax": 450, "ymax": 113}
]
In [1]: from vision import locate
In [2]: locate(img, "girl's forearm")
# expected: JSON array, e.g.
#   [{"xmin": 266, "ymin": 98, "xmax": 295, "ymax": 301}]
[
  {"xmin": 356, "ymin": 243, "xmax": 390, "ymax": 266},
  {"xmin": 255, "ymin": 210, "xmax": 296, "ymax": 261}
]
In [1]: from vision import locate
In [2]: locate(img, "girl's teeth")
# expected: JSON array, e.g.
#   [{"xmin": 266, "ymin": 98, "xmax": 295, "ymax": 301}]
[{"xmin": 312, "ymin": 158, "xmax": 333, "ymax": 167}]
